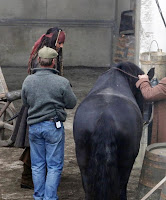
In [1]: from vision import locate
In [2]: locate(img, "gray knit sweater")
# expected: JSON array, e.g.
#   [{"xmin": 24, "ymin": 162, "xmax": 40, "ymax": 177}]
[{"xmin": 21, "ymin": 68, "xmax": 77, "ymax": 125}]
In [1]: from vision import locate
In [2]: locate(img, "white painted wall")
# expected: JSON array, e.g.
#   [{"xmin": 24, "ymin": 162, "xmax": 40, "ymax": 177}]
[{"xmin": 136, "ymin": 0, "xmax": 166, "ymax": 57}]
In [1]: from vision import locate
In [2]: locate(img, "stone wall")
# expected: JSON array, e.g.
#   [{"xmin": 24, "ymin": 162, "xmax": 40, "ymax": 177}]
[
  {"xmin": 113, "ymin": 35, "xmax": 135, "ymax": 64},
  {"xmin": 113, "ymin": 8, "xmax": 135, "ymax": 64}
]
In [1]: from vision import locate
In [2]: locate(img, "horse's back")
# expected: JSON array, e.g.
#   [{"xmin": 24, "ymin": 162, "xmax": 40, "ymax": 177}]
[{"xmin": 74, "ymin": 92, "xmax": 142, "ymax": 135}]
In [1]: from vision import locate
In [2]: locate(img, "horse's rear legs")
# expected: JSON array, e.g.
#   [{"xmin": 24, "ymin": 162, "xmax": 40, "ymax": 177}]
[
  {"xmin": 120, "ymin": 183, "xmax": 127, "ymax": 200},
  {"xmin": 119, "ymin": 159, "xmax": 135, "ymax": 200}
]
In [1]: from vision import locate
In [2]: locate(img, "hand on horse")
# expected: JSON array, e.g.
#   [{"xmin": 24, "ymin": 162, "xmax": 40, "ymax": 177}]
[{"xmin": 138, "ymin": 74, "xmax": 149, "ymax": 80}]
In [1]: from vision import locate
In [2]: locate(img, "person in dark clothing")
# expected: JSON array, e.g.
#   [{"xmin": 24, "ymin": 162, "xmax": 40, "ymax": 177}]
[
  {"xmin": 28, "ymin": 27, "xmax": 66, "ymax": 75},
  {"xmin": 11, "ymin": 27, "xmax": 66, "ymax": 189},
  {"xmin": 22, "ymin": 46, "xmax": 77, "ymax": 199}
]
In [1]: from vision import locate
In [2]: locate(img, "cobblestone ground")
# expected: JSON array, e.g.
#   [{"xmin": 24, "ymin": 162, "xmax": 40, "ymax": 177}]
[{"xmin": 0, "ymin": 66, "xmax": 141, "ymax": 200}]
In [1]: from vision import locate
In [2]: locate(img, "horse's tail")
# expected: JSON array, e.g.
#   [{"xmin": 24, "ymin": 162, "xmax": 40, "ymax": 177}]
[{"xmin": 89, "ymin": 111, "xmax": 120, "ymax": 200}]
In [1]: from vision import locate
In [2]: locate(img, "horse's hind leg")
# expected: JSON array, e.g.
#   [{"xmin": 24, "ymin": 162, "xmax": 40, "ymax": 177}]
[
  {"xmin": 119, "ymin": 159, "xmax": 135, "ymax": 200},
  {"xmin": 80, "ymin": 169, "xmax": 95, "ymax": 200},
  {"xmin": 75, "ymin": 143, "xmax": 93, "ymax": 199}
]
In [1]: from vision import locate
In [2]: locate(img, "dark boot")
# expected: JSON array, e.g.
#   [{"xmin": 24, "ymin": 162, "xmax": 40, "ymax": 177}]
[{"xmin": 20, "ymin": 163, "xmax": 34, "ymax": 189}]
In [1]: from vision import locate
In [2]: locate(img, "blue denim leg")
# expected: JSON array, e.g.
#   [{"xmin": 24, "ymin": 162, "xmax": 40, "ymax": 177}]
[
  {"xmin": 44, "ymin": 122, "xmax": 64, "ymax": 200},
  {"xmin": 29, "ymin": 121, "xmax": 65, "ymax": 200},
  {"xmin": 29, "ymin": 123, "xmax": 46, "ymax": 200}
]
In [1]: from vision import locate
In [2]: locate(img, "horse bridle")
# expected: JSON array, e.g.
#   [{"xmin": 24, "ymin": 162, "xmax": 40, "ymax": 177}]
[
  {"xmin": 112, "ymin": 67, "xmax": 139, "ymax": 80},
  {"xmin": 112, "ymin": 67, "xmax": 154, "ymax": 128}
]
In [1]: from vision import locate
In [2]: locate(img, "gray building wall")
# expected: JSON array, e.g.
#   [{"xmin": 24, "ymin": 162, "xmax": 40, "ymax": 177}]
[{"xmin": 0, "ymin": 0, "xmax": 132, "ymax": 67}]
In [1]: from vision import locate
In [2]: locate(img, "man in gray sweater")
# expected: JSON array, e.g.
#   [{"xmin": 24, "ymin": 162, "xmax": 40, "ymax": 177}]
[{"xmin": 21, "ymin": 46, "xmax": 77, "ymax": 200}]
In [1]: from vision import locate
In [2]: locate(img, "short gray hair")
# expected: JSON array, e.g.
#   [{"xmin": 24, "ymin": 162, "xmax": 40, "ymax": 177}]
[{"xmin": 38, "ymin": 58, "xmax": 53, "ymax": 66}]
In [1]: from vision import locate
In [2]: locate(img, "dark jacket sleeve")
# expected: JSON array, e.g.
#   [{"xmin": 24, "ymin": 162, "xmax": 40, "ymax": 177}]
[
  {"xmin": 136, "ymin": 77, "xmax": 166, "ymax": 102},
  {"xmin": 21, "ymin": 81, "xmax": 28, "ymax": 107}
]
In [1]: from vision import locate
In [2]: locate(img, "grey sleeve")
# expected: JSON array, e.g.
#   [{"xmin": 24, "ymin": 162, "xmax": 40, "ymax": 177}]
[{"xmin": 63, "ymin": 82, "xmax": 77, "ymax": 109}]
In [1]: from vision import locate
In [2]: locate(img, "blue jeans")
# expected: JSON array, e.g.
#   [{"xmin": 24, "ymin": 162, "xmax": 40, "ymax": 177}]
[{"xmin": 29, "ymin": 121, "xmax": 65, "ymax": 200}]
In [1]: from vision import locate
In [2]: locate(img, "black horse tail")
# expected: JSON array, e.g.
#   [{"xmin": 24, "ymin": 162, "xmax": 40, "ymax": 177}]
[{"xmin": 89, "ymin": 111, "xmax": 120, "ymax": 200}]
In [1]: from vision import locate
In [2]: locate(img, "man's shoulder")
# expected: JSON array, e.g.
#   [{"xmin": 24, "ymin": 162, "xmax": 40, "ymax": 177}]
[
  {"xmin": 55, "ymin": 75, "xmax": 69, "ymax": 84},
  {"xmin": 23, "ymin": 74, "xmax": 36, "ymax": 86},
  {"xmin": 24, "ymin": 74, "xmax": 35, "ymax": 81}
]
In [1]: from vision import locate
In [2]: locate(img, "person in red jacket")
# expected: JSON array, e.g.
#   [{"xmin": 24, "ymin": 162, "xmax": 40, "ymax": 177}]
[{"xmin": 136, "ymin": 74, "xmax": 166, "ymax": 144}]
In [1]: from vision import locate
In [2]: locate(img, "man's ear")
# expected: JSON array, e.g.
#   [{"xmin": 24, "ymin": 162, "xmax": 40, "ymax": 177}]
[{"xmin": 52, "ymin": 58, "xmax": 56, "ymax": 65}]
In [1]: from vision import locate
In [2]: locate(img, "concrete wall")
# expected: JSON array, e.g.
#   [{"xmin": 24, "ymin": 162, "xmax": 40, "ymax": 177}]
[
  {"xmin": 0, "ymin": 0, "xmax": 132, "ymax": 67},
  {"xmin": 117, "ymin": 0, "xmax": 131, "ymax": 26}
]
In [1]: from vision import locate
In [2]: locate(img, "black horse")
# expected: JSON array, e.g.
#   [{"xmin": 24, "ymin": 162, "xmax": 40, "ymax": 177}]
[{"xmin": 73, "ymin": 62, "xmax": 148, "ymax": 200}]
